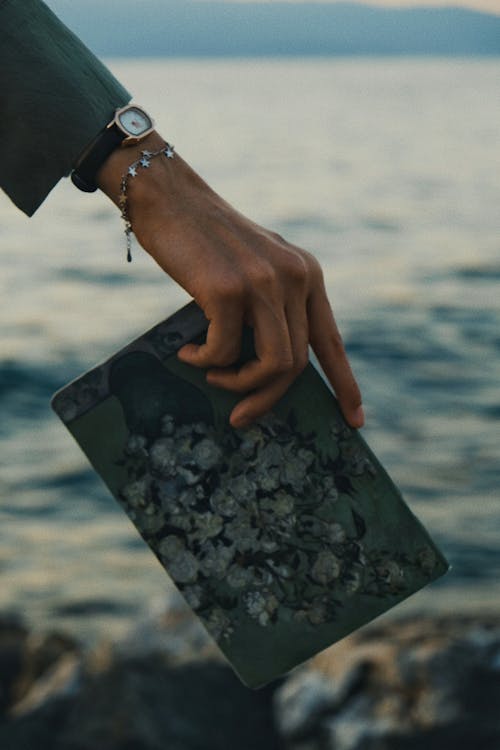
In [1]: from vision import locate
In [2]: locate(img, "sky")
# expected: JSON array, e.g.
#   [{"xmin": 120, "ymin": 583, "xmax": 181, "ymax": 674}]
[
  {"xmin": 220, "ymin": 0, "xmax": 500, "ymax": 13},
  {"xmin": 339, "ymin": 0, "xmax": 500, "ymax": 12},
  {"xmin": 45, "ymin": 0, "xmax": 500, "ymax": 16}
]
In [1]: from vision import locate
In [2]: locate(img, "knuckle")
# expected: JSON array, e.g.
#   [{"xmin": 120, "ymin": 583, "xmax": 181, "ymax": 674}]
[
  {"xmin": 221, "ymin": 344, "xmax": 241, "ymax": 366},
  {"xmin": 266, "ymin": 354, "xmax": 294, "ymax": 377},
  {"xmin": 209, "ymin": 352, "xmax": 237, "ymax": 368},
  {"xmin": 215, "ymin": 275, "xmax": 245, "ymax": 302},
  {"xmin": 269, "ymin": 230, "xmax": 288, "ymax": 245},
  {"xmin": 286, "ymin": 253, "xmax": 308, "ymax": 286},
  {"xmin": 249, "ymin": 261, "xmax": 277, "ymax": 289},
  {"xmin": 294, "ymin": 351, "xmax": 309, "ymax": 375},
  {"xmin": 304, "ymin": 251, "xmax": 324, "ymax": 282}
]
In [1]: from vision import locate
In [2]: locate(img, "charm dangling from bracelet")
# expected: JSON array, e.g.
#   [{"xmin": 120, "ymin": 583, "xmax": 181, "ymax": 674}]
[{"xmin": 118, "ymin": 143, "xmax": 175, "ymax": 262}]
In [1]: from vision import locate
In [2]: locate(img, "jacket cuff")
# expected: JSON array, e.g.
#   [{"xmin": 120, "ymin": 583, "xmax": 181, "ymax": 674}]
[{"xmin": 0, "ymin": 0, "xmax": 131, "ymax": 216}]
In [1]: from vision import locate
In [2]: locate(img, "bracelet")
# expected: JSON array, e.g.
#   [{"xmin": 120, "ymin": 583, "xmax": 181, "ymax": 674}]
[{"xmin": 118, "ymin": 143, "xmax": 175, "ymax": 262}]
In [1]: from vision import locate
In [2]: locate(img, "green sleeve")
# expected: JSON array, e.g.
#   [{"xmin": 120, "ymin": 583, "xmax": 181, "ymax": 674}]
[{"xmin": 0, "ymin": 0, "xmax": 131, "ymax": 216}]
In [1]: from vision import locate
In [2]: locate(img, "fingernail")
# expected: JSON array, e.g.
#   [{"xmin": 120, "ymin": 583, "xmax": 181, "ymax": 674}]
[
  {"xmin": 177, "ymin": 344, "xmax": 195, "ymax": 361},
  {"xmin": 231, "ymin": 414, "xmax": 248, "ymax": 430},
  {"xmin": 352, "ymin": 405, "xmax": 365, "ymax": 427}
]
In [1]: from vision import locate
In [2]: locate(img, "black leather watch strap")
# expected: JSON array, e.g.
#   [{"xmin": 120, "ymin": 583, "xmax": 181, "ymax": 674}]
[{"xmin": 71, "ymin": 126, "xmax": 125, "ymax": 193}]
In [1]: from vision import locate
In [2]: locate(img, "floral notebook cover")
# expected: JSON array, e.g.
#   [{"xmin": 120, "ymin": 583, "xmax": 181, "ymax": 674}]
[{"xmin": 52, "ymin": 301, "xmax": 450, "ymax": 688}]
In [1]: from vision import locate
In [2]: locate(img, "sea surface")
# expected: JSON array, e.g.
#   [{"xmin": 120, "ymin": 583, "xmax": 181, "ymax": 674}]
[{"xmin": 1, "ymin": 58, "xmax": 499, "ymax": 644}]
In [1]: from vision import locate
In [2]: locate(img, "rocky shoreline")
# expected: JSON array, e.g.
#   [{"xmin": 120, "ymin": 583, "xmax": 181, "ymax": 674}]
[{"xmin": 1, "ymin": 601, "xmax": 500, "ymax": 750}]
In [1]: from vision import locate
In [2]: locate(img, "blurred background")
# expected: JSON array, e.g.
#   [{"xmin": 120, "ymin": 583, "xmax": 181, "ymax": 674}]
[{"xmin": 1, "ymin": 0, "xmax": 499, "ymax": 650}]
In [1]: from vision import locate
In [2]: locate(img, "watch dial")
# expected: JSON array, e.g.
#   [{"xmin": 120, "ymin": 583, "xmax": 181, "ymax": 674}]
[{"xmin": 118, "ymin": 108, "xmax": 152, "ymax": 136}]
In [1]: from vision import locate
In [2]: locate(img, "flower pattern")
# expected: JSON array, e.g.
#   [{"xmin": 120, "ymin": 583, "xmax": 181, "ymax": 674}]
[{"xmin": 117, "ymin": 408, "xmax": 442, "ymax": 648}]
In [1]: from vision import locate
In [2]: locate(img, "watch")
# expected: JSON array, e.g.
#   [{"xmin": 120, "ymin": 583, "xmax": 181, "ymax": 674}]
[{"xmin": 71, "ymin": 104, "xmax": 155, "ymax": 193}]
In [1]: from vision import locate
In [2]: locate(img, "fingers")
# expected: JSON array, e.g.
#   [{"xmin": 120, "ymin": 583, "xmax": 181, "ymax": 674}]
[
  {"xmin": 229, "ymin": 371, "xmax": 294, "ymax": 429},
  {"xmin": 205, "ymin": 298, "xmax": 294, "ymax": 393},
  {"xmin": 227, "ymin": 302, "xmax": 310, "ymax": 428},
  {"xmin": 308, "ymin": 285, "xmax": 364, "ymax": 429},
  {"xmin": 177, "ymin": 302, "xmax": 243, "ymax": 368},
  {"xmin": 181, "ymin": 272, "xmax": 363, "ymax": 431}
]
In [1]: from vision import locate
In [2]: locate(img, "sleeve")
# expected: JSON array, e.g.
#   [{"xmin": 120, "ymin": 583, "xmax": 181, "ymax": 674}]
[{"xmin": 0, "ymin": 0, "xmax": 131, "ymax": 216}]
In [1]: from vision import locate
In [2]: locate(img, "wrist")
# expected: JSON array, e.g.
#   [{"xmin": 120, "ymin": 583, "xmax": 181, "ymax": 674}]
[
  {"xmin": 96, "ymin": 130, "xmax": 215, "ymax": 263},
  {"xmin": 96, "ymin": 130, "xmax": 167, "ymax": 204}
]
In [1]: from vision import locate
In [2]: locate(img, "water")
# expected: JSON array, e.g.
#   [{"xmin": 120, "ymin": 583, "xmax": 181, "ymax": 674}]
[{"xmin": 1, "ymin": 58, "xmax": 499, "ymax": 643}]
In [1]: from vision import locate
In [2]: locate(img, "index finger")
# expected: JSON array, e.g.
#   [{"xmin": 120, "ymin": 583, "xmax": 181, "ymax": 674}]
[{"xmin": 177, "ymin": 302, "xmax": 243, "ymax": 369}]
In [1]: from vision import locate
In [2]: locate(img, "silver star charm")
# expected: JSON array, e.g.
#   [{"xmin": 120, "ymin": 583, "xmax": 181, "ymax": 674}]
[
  {"xmin": 141, "ymin": 150, "xmax": 154, "ymax": 158},
  {"xmin": 164, "ymin": 146, "xmax": 174, "ymax": 159},
  {"xmin": 128, "ymin": 165, "xmax": 138, "ymax": 177},
  {"xmin": 140, "ymin": 157, "xmax": 151, "ymax": 168}
]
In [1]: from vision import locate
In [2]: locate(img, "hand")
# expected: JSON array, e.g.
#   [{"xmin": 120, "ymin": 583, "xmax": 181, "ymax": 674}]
[{"xmin": 97, "ymin": 132, "xmax": 364, "ymax": 430}]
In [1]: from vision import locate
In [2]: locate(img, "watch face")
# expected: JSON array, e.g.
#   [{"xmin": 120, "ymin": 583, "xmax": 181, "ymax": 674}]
[{"xmin": 117, "ymin": 107, "xmax": 153, "ymax": 137}]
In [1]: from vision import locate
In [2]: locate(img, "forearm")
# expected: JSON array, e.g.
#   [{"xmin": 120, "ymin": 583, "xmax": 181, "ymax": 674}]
[{"xmin": 0, "ymin": 0, "xmax": 130, "ymax": 215}]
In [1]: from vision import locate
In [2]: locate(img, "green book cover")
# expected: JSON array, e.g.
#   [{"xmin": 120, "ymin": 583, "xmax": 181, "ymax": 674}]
[{"xmin": 52, "ymin": 301, "xmax": 450, "ymax": 688}]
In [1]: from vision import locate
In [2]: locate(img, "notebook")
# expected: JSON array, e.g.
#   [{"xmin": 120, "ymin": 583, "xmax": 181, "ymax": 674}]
[{"xmin": 51, "ymin": 300, "xmax": 450, "ymax": 688}]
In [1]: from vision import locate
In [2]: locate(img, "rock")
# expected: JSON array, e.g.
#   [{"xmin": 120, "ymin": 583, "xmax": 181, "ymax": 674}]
[
  {"xmin": 0, "ymin": 614, "xmax": 79, "ymax": 719},
  {"xmin": 10, "ymin": 653, "xmax": 81, "ymax": 718},
  {"xmin": 322, "ymin": 693, "xmax": 406, "ymax": 750},
  {"xmin": 15, "ymin": 629, "xmax": 81, "ymax": 702},
  {"xmin": 276, "ymin": 611, "xmax": 500, "ymax": 750},
  {"xmin": 274, "ymin": 660, "xmax": 371, "ymax": 741},
  {"xmin": 0, "ymin": 598, "xmax": 284, "ymax": 750},
  {"xmin": 57, "ymin": 656, "xmax": 283, "ymax": 750},
  {"xmin": 0, "ymin": 615, "xmax": 29, "ymax": 716},
  {"xmin": 0, "ymin": 654, "xmax": 284, "ymax": 750},
  {"xmin": 2, "ymin": 609, "xmax": 500, "ymax": 750},
  {"xmin": 114, "ymin": 591, "xmax": 222, "ymax": 666}
]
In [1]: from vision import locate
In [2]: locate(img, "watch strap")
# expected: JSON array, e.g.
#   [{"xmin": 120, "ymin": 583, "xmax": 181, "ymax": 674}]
[{"xmin": 71, "ymin": 126, "xmax": 125, "ymax": 193}]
